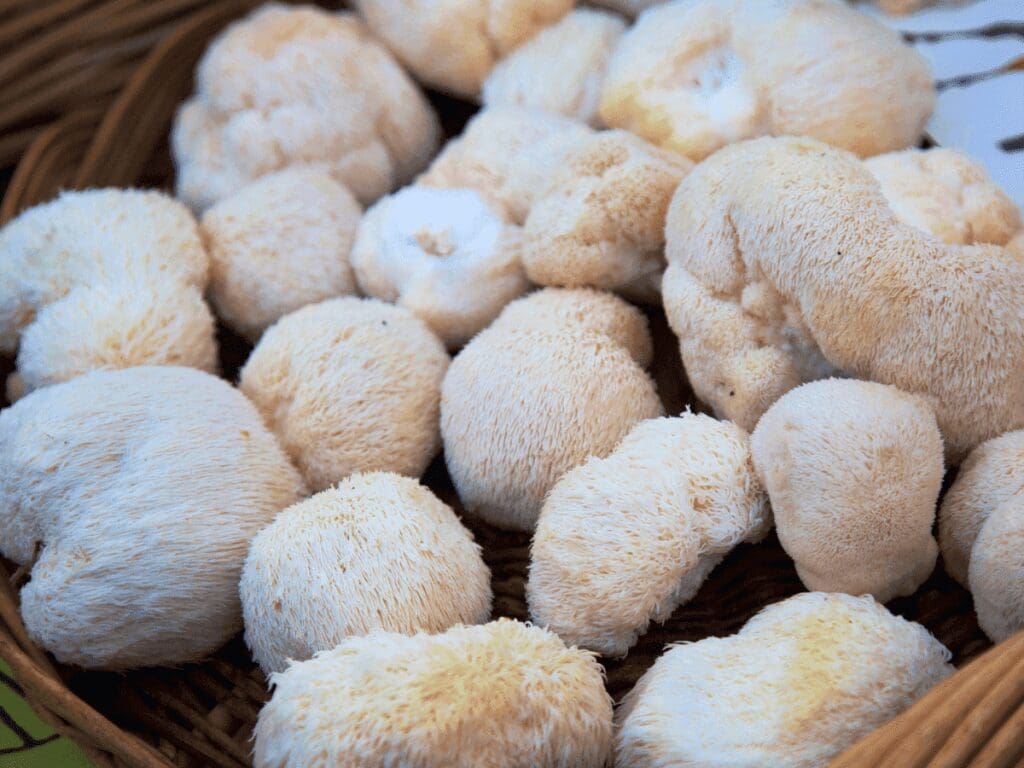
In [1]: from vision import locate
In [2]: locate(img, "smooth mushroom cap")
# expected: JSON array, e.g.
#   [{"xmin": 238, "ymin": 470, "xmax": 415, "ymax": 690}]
[
  {"xmin": 523, "ymin": 130, "xmax": 691, "ymax": 300},
  {"xmin": 350, "ymin": 186, "xmax": 529, "ymax": 348},
  {"xmin": 0, "ymin": 188, "xmax": 216, "ymax": 396},
  {"xmin": 662, "ymin": 135, "xmax": 1024, "ymax": 461},
  {"xmin": 968, "ymin": 494, "xmax": 1024, "ymax": 643},
  {"xmin": 172, "ymin": 4, "xmax": 440, "ymax": 211},
  {"xmin": 939, "ymin": 430, "xmax": 1024, "ymax": 585},
  {"xmin": 487, "ymin": 287, "xmax": 654, "ymax": 368},
  {"xmin": 200, "ymin": 167, "xmax": 362, "ymax": 341},
  {"xmin": 253, "ymin": 619, "xmax": 613, "ymax": 768},
  {"xmin": 0, "ymin": 366, "xmax": 306, "ymax": 669},
  {"xmin": 616, "ymin": 592, "xmax": 953, "ymax": 768},
  {"xmin": 240, "ymin": 297, "xmax": 450, "ymax": 492},
  {"xmin": 866, "ymin": 148, "xmax": 1023, "ymax": 247},
  {"xmin": 599, "ymin": 0, "xmax": 932, "ymax": 161},
  {"xmin": 241, "ymin": 472, "xmax": 491, "ymax": 674},
  {"xmin": 417, "ymin": 106, "xmax": 593, "ymax": 224},
  {"xmin": 353, "ymin": 0, "xmax": 573, "ymax": 98},
  {"xmin": 441, "ymin": 326, "xmax": 663, "ymax": 530},
  {"xmin": 529, "ymin": 413, "xmax": 769, "ymax": 655},
  {"xmin": 751, "ymin": 379, "xmax": 942, "ymax": 603},
  {"xmin": 482, "ymin": 9, "xmax": 626, "ymax": 126}
]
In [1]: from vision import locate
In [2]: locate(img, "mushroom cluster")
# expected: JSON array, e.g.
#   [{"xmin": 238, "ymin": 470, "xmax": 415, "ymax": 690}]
[{"xmin": 3, "ymin": 1, "xmax": 1022, "ymax": 765}]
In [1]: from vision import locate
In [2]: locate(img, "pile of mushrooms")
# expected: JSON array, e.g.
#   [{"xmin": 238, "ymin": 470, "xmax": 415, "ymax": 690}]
[{"xmin": 1, "ymin": 1, "xmax": 1021, "ymax": 766}]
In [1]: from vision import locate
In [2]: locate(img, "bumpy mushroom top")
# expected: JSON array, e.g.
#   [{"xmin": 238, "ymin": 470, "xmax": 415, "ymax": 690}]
[
  {"xmin": 201, "ymin": 167, "xmax": 363, "ymax": 341},
  {"xmin": 417, "ymin": 106, "xmax": 592, "ymax": 224},
  {"xmin": 939, "ymin": 430, "xmax": 1024, "ymax": 585},
  {"xmin": 751, "ymin": 378, "xmax": 943, "ymax": 603},
  {"xmin": 487, "ymin": 287, "xmax": 654, "ymax": 367},
  {"xmin": 0, "ymin": 189, "xmax": 216, "ymax": 397},
  {"xmin": 253, "ymin": 619, "xmax": 613, "ymax": 768},
  {"xmin": 522, "ymin": 130, "xmax": 691, "ymax": 300},
  {"xmin": 482, "ymin": 9, "xmax": 626, "ymax": 126},
  {"xmin": 968, "ymin": 494, "xmax": 1024, "ymax": 643},
  {"xmin": 616, "ymin": 592, "xmax": 953, "ymax": 768},
  {"xmin": 240, "ymin": 297, "xmax": 449, "ymax": 492},
  {"xmin": 865, "ymin": 148, "xmax": 1023, "ymax": 248},
  {"xmin": 350, "ymin": 186, "xmax": 529, "ymax": 348},
  {"xmin": 241, "ymin": 472, "xmax": 491, "ymax": 674},
  {"xmin": 173, "ymin": 4, "xmax": 440, "ymax": 211},
  {"xmin": 354, "ymin": 0, "xmax": 573, "ymax": 98},
  {"xmin": 529, "ymin": 413, "xmax": 769, "ymax": 655},
  {"xmin": 599, "ymin": 0, "xmax": 933, "ymax": 161},
  {"xmin": 441, "ymin": 325, "xmax": 663, "ymax": 530},
  {"xmin": 661, "ymin": 136, "xmax": 1024, "ymax": 461},
  {"xmin": 0, "ymin": 366, "xmax": 306, "ymax": 669}
]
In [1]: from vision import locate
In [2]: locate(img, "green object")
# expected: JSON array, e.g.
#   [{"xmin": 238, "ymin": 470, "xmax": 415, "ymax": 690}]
[{"xmin": 0, "ymin": 661, "xmax": 92, "ymax": 768}]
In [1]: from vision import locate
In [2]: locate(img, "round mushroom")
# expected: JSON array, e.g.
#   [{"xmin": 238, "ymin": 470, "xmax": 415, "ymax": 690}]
[
  {"xmin": 441, "ymin": 323, "xmax": 663, "ymax": 530},
  {"xmin": 751, "ymin": 379, "xmax": 943, "ymax": 602},
  {"xmin": 350, "ymin": 186, "xmax": 529, "ymax": 348},
  {"xmin": 200, "ymin": 167, "xmax": 363, "ymax": 341},
  {"xmin": 253, "ymin": 619, "xmax": 613, "ymax": 768},
  {"xmin": 968, "ymin": 495, "xmax": 1024, "ymax": 643},
  {"xmin": 241, "ymin": 472, "xmax": 491, "ymax": 674},
  {"xmin": 529, "ymin": 413, "xmax": 769, "ymax": 655},
  {"xmin": 172, "ymin": 4, "xmax": 440, "ymax": 211},
  {"xmin": 240, "ymin": 297, "xmax": 449, "ymax": 492},
  {"xmin": 616, "ymin": 592, "xmax": 953, "ymax": 768},
  {"xmin": 0, "ymin": 189, "xmax": 216, "ymax": 399},
  {"xmin": 0, "ymin": 366, "xmax": 306, "ymax": 669},
  {"xmin": 599, "ymin": 0, "xmax": 933, "ymax": 161}
]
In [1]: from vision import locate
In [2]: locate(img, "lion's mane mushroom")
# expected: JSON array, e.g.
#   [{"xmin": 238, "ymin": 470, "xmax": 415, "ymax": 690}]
[
  {"xmin": 417, "ymin": 106, "xmax": 592, "ymax": 224},
  {"xmin": 865, "ymin": 148, "xmax": 1023, "ymax": 249},
  {"xmin": 0, "ymin": 366, "xmax": 305, "ymax": 669},
  {"xmin": 529, "ymin": 413, "xmax": 769, "ymax": 655},
  {"xmin": 616, "ymin": 592, "xmax": 954, "ymax": 768},
  {"xmin": 200, "ymin": 167, "xmax": 363, "ymax": 341},
  {"xmin": 253, "ymin": 619, "xmax": 613, "ymax": 768},
  {"xmin": 0, "ymin": 189, "xmax": 216, "ymax": 399},
  {"xmin": 240, "ymin": 297, "xmax": 449, "ymax": 492},
  {"xmin": 938, "ymin": 430, "xmax": 1024, "ymax": 642},
  {"xmin": 751, "ymin": 379, "xmax": 942, "ymax": 602},
  {"xmin": 353, "ymin": 0, "xmax": 573, "ymax": 99},
  {"xmin": 172, "ymin": 4, "xmax": 440, "ymax": 212},
  {"xmin": 522, "ymin": 130, "xmax": 691, "ymax": 301},
  {"xmin": 441, "ymin": 317, "xmax": 662, "ymax": 531},
  {"xmin": 488, "ymin": 287, "xmax": 654, "ymax": 367},
  {"xmin": 481, "ymin": 9, "xmax": 626, "ymax": 126},
  {"xmin": 661, "ymin": 136, "xmax": 1024, "ymax": 461},
  {"xmin": 241, "ymin": 472, "xmax": 491, "ymax": 674},
  {"xmin": 599, "ymin": 0, "xmax": 933, "ymax": 161},
  {"xmin": 350, "ymin": 186, "xmax": 529, "ymax": 348}
]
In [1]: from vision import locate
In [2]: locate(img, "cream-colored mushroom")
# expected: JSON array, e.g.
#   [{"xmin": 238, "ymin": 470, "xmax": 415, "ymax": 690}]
[
  {"xmin": 200, "ymin": 167, "xmax": 362, "ymax": 341},
  {"xmin": 600, "ymin": 0, "xmax": 933, "ymax": 161},
  {"xmin": 0, "ymin": 366, "xmax": 306, "ymax": 669},
  {"xmin": 253, "ymin": 620, "xmax": 613, "ymax": 768},
  {"xmin": 529, "ymin": 413, "xmax": 769, "ymax": 655},
  {"xmin": 241, "ymin": 472, "xmax": 491, "ymax": 674},
  {"xmin": 240, "ymin": 297, "xmax": 449, "ymax": 492},
  {"xmin": 172, "ymin": 4, "xmax": 439, "ymax": 211},
  {"xmin": 522, "ymin": 130, "xmax": 691, "ymax": 301},
  {"xmin": 350, "ymin": 186, "xmax": 528, "ymax": 348},
  {"xmin": 441, "ymin": 324, "xmax": 662, "ymax": 530},
  {"xmin": 751, "ymin": 379, "xmax": 942, "ymax": 602},
  {"xmin": 353, "ymin": 0, "xmax": 573, "ymax": 98},
  {"xmin": 662, "ymin": 136, "xmax": 1024, "ymax": 461},
  {"xmin": 417, "ymin": 106, "xmax": 592, "ymax": 224},
  {"xmin": 968, "ymin": 494, "xmax": 1024, "ymax": 643},
  {"xmin": 0, "ymin": 189, "xmax": 216, "ymax": 398},
  {"xmin": 482, "ymin": 9, "xmax": 626, "ymax": 126},
  {"xmin": 616, "ymin": 592, "xmax": 954, "ymax": 768}
]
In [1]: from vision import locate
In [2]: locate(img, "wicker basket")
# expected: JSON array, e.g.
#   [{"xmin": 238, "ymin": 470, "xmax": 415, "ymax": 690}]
[{"xmin": 0, "ymin": 3, "xmax": 1021, "ymax": 767}]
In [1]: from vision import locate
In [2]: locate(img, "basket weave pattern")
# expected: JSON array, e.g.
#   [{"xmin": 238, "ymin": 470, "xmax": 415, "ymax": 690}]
[{"xmin": 0, "ymin": 3, "xmax": 1021, "ymax": 767}]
